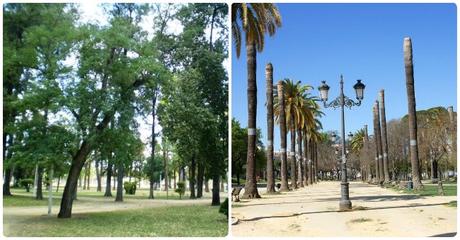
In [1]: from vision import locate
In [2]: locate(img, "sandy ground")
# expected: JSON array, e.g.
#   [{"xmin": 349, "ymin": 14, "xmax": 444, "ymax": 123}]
[{"xmin": 231, "ymin": 181, "xmax": 457, "ymax": 237}]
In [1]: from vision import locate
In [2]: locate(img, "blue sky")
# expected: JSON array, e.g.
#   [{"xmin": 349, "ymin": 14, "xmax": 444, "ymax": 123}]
[{"xmin": 231, "ymin": 3, "xmax": 457, "ymax": 151}]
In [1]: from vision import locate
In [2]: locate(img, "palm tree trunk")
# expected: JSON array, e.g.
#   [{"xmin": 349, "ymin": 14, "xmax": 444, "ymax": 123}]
[
  {"xmin": 265, "ymin": 63, "xmax": 276, "ymax": 193},
  {"xmin": 297, "ymin": 128, "xmax": 304, "ymax": 187},
  {"xmin": 303, "ymin": 132, "xmax": 309, "ymax": 186},
  {"xmin": 290, "ymin": 118, "xmax": 297, "ymax": 189},
  {"xmin": 373, "ymin": 103, "xmax": 383, "ymax": 184},
  {"xmin": 277, "ymin": 81, "xmax": 289, "ymax": 191},
  {"xmin": 308, "ymin": 140, "xmax": 313, "ymax": 185},
  {"xmin": 375, "ymin": 101, "xmax": 385, "ymax": 185},
  {"xmin": 242, "ymin": 43, "xmax": 260, "ymax": 198},
  {"xmin": 403, "ymin": 37, "xmax": 423, "ymax": 190},
  {"xmin": 379, "ymin": 90, "xmax": 391, "ymax": 183}
]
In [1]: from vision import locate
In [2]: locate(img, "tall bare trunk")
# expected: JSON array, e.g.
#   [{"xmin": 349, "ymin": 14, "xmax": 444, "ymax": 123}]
[
  {"xmin": 242, "ymin": 43, "xmax": 260, "ymax": 198},
  {"xmin": 290, "ymin": 118, "xmax": 297, "ymax": 189},
  {"xmin": 303, "ymin": 132, "xmax": 309, "ymax": 186},
  {"xmin": 375, "ymin": 101, "xmax": 385, "ymax": 185},
  {"xmin": 379, "ymin": 90, "xmax": 391, "ymax": 183},
  {"xmin": 403, "ymin": 37, "xmax": 423, "ymax": 189},
  {"xmin": 308, "ymin": 140, "xmax": 313, "ymax": 185},
  {"xmin": 297, "ymin": 129, "xmax": 304, "ymax": 187},
  {"xmin": 448, "ymin": 106, "xmax": 456, "ymax": 175},
  {"xmin": 277, "ymin": 81, "xmax": 289, "ymax": 191},
  {"xmin": 265, "ymin": 63, "xmax": 276, "ymax": 193},
  {"xmin": 373, "ymin": 103, "xmax": 383, "ymax": 184}
]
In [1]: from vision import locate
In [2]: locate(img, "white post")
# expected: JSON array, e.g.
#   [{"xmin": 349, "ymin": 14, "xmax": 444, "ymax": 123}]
[
  {"xmin": 33, "ymin": 164, "xmax": 38, "ymax": 197},
  {"xmin": 48, "ymin": 166, "xmax": 54, "ymax": 215}
]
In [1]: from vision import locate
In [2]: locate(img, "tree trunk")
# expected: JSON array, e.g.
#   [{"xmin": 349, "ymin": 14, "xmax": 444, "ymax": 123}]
[
  {"xmin": 3, "ymin": 134, "xmax": 14, "ymax": 196},
  {"xmin": 204, "ymin": 178, "xmax": 209, "ymax": 192},
  {"xmin": 86, "ymin": 160, "xmax": 91, "ymax": 190},
  {"xmin": 303, "ymin": 132, "xmax": 309, "ymax": 186},
  {"xmin": 373, "ymin": 104, "xmax": 382, "ymax": 184},
  {"xmin": 104, "ymin": 162, "xmax": 113, "ymax": 197},
  {"xmin": 58, "ymin": 140, "xmax": 92, "ymax": 218},
  {"xmin": 36, "ymin": 166, "xmax": 44, "ymax": 200},
  {"xmin": 403, "ymin": 37, "xmax": 423, "ymax": 190},
  {"xmin": 189, "ymin": 155, "xmax": 196, "ymax": 199},
  {"xmin": 115, "ymin": 163, "xmax": 124, "ymax": 202},
  {"xmin": 48, "ymin": 166, "xmax": 54, "ymax": 215},
  {"xmin": 149, "ymin": 93, "xmax": 157, "ymax": 199},
  {"xmin": 163, "ymin": 143, "xmax": 169, "ymax": 196},
  {"xmin": 197, "ymin": 161, "xmax": 204, "ymax": 198},
  {"xmin": 379, "ymin": 90, "xmax": 391, "ymax": 183},
  {"xmin": 308, "ymin": 141, "xmax": 313, "ymax": 185},
  {"xmin": 173, "ymin": 171, "xmax": 176, "ymax": 190},
  {"xmin": 265, "ymin": 63, "xmax": 276, "ymax": 193},
  {"xmin": 290, "ymin": 118, "xmax": 297, "ymax": 189},
  {"xmin": 277, "ymin": 81, "xmax": 289, "ymax": 191},
  {"xmin": 242, "ymin": 43, "xmax": 261, "ymax": 199},
  {"xmin": 297, "ymin": 128, "xmax": 304, "ymax": 187},
  {"xmin": 56, "ymin": 177, "xmax": 61, "ymax": 192},
  {"xmin": 96, "ymin": 159, "xmax": 102, "ymax": 192},
  {"xmin": 212, "ymin": 174, "xmax": 220, "ymax": 205}
]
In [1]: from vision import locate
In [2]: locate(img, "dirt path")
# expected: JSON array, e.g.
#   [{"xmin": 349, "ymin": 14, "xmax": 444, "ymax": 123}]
[{"xmin": 232, "ymin": 181, "xmax": 457, "ymax": 237}]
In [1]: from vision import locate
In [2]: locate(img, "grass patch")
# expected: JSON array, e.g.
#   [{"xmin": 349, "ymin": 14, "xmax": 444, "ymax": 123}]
[
  {"xmin": 4, "ymin": 205, "xmax": 227, "ymax": 237},
  {"xmin": 446, "ymin": 201, "xmax": 457, "ymax": 207},
  {"xmin": 4, "ymin": 195, "xmax": 61, "ymax": 207},
  {"xmin": 349, "ymin": 218, "xmax": 372, "ymax": 223},
  {"xmin": 5, "ymin": 188, "xmax": 209, "ymax": 207},
  {"xmin": 391, "ymin": 184, "xmax": 457, "ymax": 196},
  {"xmin": 352, "ymin": 205, "xmax": 369, "ymax": 211}
]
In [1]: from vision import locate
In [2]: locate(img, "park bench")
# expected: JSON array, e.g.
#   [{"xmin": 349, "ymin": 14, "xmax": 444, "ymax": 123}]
[{"xmin": 232, "ymin": 186, "xmax": 243, "ymax": 202}]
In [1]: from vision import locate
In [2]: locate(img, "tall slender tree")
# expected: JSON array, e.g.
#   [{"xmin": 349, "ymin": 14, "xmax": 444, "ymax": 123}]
[
  {"xmin": 265, "ymin": 63, "xmax": 276, "ymax": 193},
  {"xmin": 277, "ymin": 81, "xmax": 289, "ymax": 191},
  {"xmin": 232, "ymin": 3, "xmax": 281, "ymax": 198},
  {"xmin": 403, "ymin": 37, "xmax": 423, "ymax": 190},
  {"xmin": 379, "ymin": 90, "xmax": 390, "ymax": 183}
]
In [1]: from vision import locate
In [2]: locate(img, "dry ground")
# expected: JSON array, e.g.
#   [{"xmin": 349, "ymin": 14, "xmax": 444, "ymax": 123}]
[{"xmin": 232, "ymin": 181, "xmax": 456, "ymax": 237}]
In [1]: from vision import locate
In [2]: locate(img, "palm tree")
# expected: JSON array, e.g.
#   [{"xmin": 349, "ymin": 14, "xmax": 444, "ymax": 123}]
[
  {"xmin": 232, "ymin": 3, "xmax": 282, "ymax": 198},
  {"xmin": 276, "ymin": 81, "xmax": 289, "ymax": 191},
  {"xmin": 265, "ymin": 63, "xmax": 276, "ymax": 193},
  {"xmin": 275, "ymin": 79, "xmax": 317, "ymax": 189},
  {"xmin": 403, "ymin": 37, "xmax": 423, "ymax": 190}
]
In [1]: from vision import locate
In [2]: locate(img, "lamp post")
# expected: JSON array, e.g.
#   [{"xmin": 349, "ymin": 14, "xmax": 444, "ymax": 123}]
[{"xmin": 318, "ymin": 75, "xmax": 365, "ymax": 211}]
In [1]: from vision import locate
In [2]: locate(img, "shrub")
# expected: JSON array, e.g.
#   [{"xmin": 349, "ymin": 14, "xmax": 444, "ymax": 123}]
[
  {"xmin": 19, "ymin": 179, "xmax": 33, "ymax": 192},
  {"xmin": 123, "ymin": 181, "xmax": 137, "ymax": 195},
  {"xmin": 175, "ymin": 181, "xmax": 186, "ymax": 199},
  {"xmin": 219, "ymin": 198, "xmax": 228, "ymax": 217}
]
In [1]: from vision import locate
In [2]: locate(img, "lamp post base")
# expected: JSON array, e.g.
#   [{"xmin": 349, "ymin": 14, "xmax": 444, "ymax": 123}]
[
  {"xmin": 339, "ymin": 182, "xmax": 352, "ymax": 211},
  {"xmin": 339, "ymin": 199, "xmax": 352, "ymax": 211}
]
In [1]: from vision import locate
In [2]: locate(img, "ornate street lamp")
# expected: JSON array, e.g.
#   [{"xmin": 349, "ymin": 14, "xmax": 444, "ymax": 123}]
[{"xmin": 318, "ymin": 75, "xmax": 365, "ymax": 211}]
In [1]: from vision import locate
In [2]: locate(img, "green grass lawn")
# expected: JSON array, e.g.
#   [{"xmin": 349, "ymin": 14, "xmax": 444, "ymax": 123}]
[
  {"xmin": 4, "ymin": 205, "xmax": 228, "ymax": 237},
  {"xmin": 4, "ymin": 187, "xmax": 206, "ymax": 207},
  {"xmin": 392, "ymin": 183, "xmax": 457, "ymax": 196}
]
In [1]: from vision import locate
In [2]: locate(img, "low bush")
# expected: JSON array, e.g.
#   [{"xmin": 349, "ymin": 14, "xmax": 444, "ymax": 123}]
[
  {"xmin": 19, "ymin": 179, "xmax": 33, "ymax": 192},
  {"xmin": 175, "ymin": 181, "xmax": 186, "ymax": 199},
  {"xmin": 123, "ymin": 181, "xmax": 137, "ymax": 195}
]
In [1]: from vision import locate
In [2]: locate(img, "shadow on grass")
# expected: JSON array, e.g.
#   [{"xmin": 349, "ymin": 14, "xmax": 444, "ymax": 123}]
[
  {"xmin": 429, "ymin": 232, "xmax": 457, "ymax": 237},
  {"xmin": 239, "ymin": 202, "xmax": 449, "ymax": 222}
]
